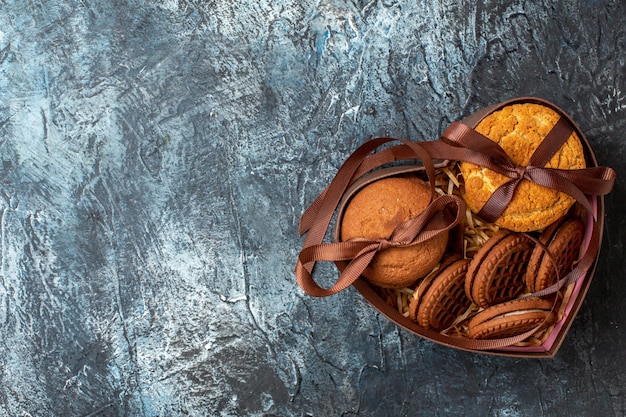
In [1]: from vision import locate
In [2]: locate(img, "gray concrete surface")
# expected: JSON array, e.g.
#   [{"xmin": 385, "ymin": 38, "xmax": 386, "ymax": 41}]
[{"xmin": 0, "ymin": 1, "xmax": 624, "ymax": 416}]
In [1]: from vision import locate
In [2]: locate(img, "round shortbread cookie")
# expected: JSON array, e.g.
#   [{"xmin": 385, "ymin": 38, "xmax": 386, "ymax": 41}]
[
  {"xmin": 459, "ymin": 103, "xmax": 586, "ymax": 232},
  {"xmin": 340, "ymin": 176, "xmax": 449, "ymax": 288}
]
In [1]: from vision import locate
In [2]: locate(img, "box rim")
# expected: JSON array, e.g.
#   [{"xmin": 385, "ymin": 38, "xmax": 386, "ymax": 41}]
[{"xmin": 333, "ymin": 96, "xmax": 605, "ymax": 358}]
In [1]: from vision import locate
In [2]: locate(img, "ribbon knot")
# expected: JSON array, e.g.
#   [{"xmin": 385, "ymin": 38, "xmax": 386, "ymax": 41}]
[
  {"xmin": 377, "ymin": 238, "xmax": 394, "ymax": 252},
  {"xmin": 513, "ymin": 165, "xmax": 526, "ymax": 180},
  {"xmin": 437, "ymin": 118, "xmax": 616, "ymax": 224},
  {"xmin": 296, "ymin": 189, "xmax": 465, "ymax": 297}
]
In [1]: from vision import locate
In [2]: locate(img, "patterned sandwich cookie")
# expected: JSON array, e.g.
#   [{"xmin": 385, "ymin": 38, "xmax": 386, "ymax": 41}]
[
  {"xmin": 465, "ymin": 230, "xmax": 534, "ymax": 308},
  {"xmin": 468, "ymin": 298, "xmax": 556, "ymax": 339},
  {"xmin": 408, "ymin": 256, "xmax": 459, "ymax": 322},
  {"xmin": 525, "ymin": 217, "xmax": 585, "ymax": 293},
  {"xmin": 408, "ymin": 257, "xmax": 471, "ymax": 331}
]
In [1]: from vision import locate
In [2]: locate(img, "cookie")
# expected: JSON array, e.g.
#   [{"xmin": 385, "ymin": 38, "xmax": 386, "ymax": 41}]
[
  {"xmin": 408, "ymin": 255, "xmax": 458, "ymax": 322},
  {"xmin": 340, "ymin": 176, "xmax": 449, "ymax": 288},
  {"xmin": 415, "ymin": 258, "xmax": 471, "ymax": 331},
  {"xmin": 465, "ymin": 230, "xmax": 534, "ymax": 308},
  {"xmin": 459, "ymin": 103, "xmax": 586, "ymax": 232},
  {"xmin": 526, "ymin": 218, "xmax": 585, "ymax": 293},
  {"xmin": 468, "ymin": 298, "xmax": 555, "ymax": 339}
]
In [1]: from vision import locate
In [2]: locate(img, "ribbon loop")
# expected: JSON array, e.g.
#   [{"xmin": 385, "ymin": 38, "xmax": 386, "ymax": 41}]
[
  {"xmin": 437, "ymin": 117, "xmax": 616, "ymax": 223},
  {"xmin": 514, "ymin": 165, "xmax": 527, "ymax": 180},
  {"xmin": 295, "ymin": 98, "xmax": 616, "ymax": 352},
  {"xmin": 296, "ymin": 190, "xmax": 465, "ymax": 297}
]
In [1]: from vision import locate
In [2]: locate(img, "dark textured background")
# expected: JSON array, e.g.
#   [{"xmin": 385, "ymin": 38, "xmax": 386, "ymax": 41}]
[{"xmin": 0, "ymin": 1, "xmax": 624, "ymax": 416}]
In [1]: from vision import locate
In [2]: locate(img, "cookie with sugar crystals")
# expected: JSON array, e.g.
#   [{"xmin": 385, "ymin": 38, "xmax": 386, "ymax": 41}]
[
  {"xmin": 459, "ymin": 103, "xmax": 586, "ymax": 232},
  {"xmin": 468, "ymin": 298, "xmax": 555, "ymax": 339},
  {"xmin": 465, "ymin": 230, "xmax": 534, "ymax": 308}
]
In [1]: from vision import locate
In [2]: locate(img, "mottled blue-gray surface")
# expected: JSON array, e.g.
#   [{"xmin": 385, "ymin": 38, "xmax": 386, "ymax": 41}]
[{"xmin": 0, "ymin": 0, "xmax": 625, "ymax": 416}]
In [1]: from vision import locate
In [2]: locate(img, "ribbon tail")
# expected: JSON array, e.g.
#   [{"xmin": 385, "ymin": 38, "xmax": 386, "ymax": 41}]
[
  {"xmin": 295, "ymin": 240, "xmax": 379, "ymax": 297},
  {"xmin": 526, "ymin": 168, "xmax": 594, "ymax": 217},
  {"xmin": 477, "ymin": 178, "xmax": 521, "ymax": 223},
  {"xmin": 551, "ymin": 166, "xmax": 617, "ymax": 196},
  {"xmin": 528, "ymin": 117, "xmax": 573, "ymax": 167},
  {"xmin": 298, "ymin": 186, "xmax": 329, "ymax": 235}
]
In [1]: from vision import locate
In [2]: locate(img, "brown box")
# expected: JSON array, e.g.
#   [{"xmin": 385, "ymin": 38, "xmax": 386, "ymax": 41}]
[{"xmin": 297, "ymin": 97, "xmax": 614, "ymax": 358}]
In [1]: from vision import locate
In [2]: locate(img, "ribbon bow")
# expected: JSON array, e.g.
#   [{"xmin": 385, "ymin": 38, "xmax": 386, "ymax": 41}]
[
  {"xmin": 435, "ymin": 118, "xmax": 616, "ymax": 223},
  {"xmin": 295, "ymin": 138, "xmax": 465, "ymax": 297},
  {"xmin": 294, "ymin": 101, "xmax": 617, "ymax": 351},
  {"xmin": 424, "ymin": 117, "xmax": 616, "ymax": 301}
]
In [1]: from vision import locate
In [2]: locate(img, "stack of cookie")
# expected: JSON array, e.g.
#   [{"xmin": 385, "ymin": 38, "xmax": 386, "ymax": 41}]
[{"xmin": 341, "ymin": 102, "xmax": 588, "ymax": 343}]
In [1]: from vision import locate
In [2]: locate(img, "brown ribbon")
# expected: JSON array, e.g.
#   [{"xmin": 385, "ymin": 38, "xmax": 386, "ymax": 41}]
[
  {"xmin": 297, "ymin": 194, "xmax": 465, "ymax": 297},
  {"xmin": 434, "ymin": 119, "xmax": 616, "ymax": 223},
  {"xmin": 295, "ymin": 137, "xmax": 463, "ymax": 297},
  {"xmin": 431, "ymin": 117, "xmax": 614, "ymax": 351},
  {"xmin": 295, "ymin": 110, "xmax": 616, "ymax": 352}
]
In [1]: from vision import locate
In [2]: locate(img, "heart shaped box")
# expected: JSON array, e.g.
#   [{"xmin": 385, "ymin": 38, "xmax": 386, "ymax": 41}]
[{"xmin": 332, "ymin": 97, "xmax": 605, "ymax": 358}]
